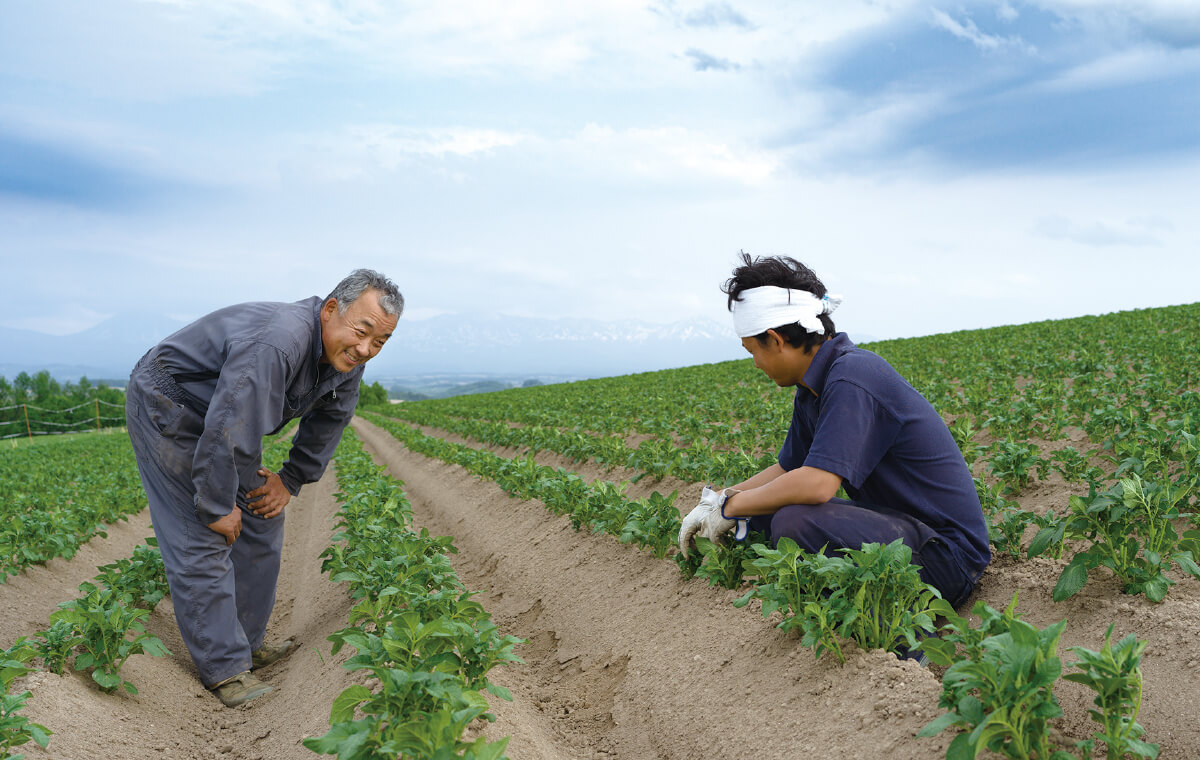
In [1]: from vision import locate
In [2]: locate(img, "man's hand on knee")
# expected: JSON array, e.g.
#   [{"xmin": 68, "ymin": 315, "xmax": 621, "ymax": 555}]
[
  {"xmin": 247, "ymin": 468, "xmax": 291, "ymax": 519},
  {"xmin": 208, "ymin": 508, "xmax": 243, "ymax": 545}
]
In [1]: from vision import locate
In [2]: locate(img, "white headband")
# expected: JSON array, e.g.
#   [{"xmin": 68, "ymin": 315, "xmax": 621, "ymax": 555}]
[{"xmin": 731, "ymin": 286, "xmax": 842, "ymax": 338}]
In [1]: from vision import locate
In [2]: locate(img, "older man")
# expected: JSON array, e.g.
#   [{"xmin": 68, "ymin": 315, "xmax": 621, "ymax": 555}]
[{"xmin": 125, "ymin": 269, "xmax": 402, "ymax": 706}]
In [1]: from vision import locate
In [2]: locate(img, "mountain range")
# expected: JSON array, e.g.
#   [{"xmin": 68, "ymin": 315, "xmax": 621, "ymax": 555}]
[{"xmin": 0, "ymin": 310, "xmax": 753, "ymax": 383}]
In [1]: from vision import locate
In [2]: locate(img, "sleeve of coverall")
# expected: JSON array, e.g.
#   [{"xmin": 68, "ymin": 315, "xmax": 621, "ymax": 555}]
[
  {"xmin": 277, "ymin": 374, "xmax": 360, "ymax": 495},
  {"xmin": 191, "ymin": 340, "xmax": 291, "ymax": 524}
]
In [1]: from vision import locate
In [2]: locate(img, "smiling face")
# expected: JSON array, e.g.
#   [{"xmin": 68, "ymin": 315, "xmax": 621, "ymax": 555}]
[{"xmin": 319, "ymin": 288, "xmax": 399, "ymax": 372}]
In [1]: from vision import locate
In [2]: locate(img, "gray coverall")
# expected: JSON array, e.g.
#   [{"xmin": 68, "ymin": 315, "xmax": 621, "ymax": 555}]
[{"xmin": 124, "ymin": 296, "xmax": 362, "ymax": 687}]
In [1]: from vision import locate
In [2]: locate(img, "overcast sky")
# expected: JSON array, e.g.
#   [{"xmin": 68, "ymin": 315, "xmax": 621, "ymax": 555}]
[{"xmin": 2, "ymin": 0, "xmax": 1198, "ymax": 345}]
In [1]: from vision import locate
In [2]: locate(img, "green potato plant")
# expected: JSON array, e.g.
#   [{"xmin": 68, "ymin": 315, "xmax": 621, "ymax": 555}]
[
  {"xmin": 736, "ymin": 538, "xmax": 943, "ymax": 663},
  {"xmin": 986, "ymin": 440, "xmax": 1045, "ymax": 496},
  {"xmin": 33, "ymin": 619, "xmax": 83, "ymax": 676},
  {"xmin": 305, "ymin": 430, "xmax": 519, "ymax": 759},
  {"xmin": 918, "ymin": 595, "xmax": 1074, "ymax": 760},
  {"xmin": 1038, "ymin": 476, "xmax": 1200, "ymax": 602},
  {"xmin": 1065, "ymin": 625, "xmax": 1158, "ymax": 760},
  {"xmin": 48, "ymin": 582, "xmax": 172, "ymax": 694},
  {"xmin": 690, "ymin": 536, "xmax": 758, "ymax": 590},
  {"xmin": 0, "ymin": 690, "xmax": 51, "ymax": 760},
  {"xmin": 91, "ymin": 539, "xmax": 170, "ymax": 609}
]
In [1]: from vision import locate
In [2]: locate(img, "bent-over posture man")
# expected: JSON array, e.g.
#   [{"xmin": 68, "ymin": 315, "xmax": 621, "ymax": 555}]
[
  {"xmin": 125, "ymin": 269, "xmax": 401, "ymax": 706},
  {"xmin": 679, "ymin": 254, "xmax": 989, "ymax": 611}
]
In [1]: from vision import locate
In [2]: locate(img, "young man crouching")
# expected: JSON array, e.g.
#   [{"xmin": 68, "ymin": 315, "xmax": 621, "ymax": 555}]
[{"xmin": 679, "ymin": 253, "xmax": 989, "ymax": 608}]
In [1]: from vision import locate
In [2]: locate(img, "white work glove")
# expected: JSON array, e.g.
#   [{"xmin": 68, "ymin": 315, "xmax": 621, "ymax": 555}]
[{"xmin": 677, "ymin": 486, "xmax": 751, "ymax": 557}]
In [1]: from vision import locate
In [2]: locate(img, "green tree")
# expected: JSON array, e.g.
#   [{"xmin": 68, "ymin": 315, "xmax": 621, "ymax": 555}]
[
  {"xmin": 33, "ymin": 370, "xmax": 60, "ymax": 403},
  {"xmin": 357, "ymin": 380, "xmax": 389, "ymax": 408},
  {"xmin": 13, "ymin": 371, "xmax": 32, "ymax": 400}
]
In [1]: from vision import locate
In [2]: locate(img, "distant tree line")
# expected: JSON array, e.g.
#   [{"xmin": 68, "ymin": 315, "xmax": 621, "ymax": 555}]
[{"xmin": 0, "ymin": 371, "xmax": 127, "ymax": 439}]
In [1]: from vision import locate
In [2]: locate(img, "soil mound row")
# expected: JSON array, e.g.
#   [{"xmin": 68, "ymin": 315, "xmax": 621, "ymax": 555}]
[
  {"xmin": 354, "ymin": 416, "xmax": 1200, "ymax": 759},
  {"xmin": 4, "ymin": 414, "xmax": 1195, "ymax": 759},
  {"xmin": 352, "ymin": 416, "xmax": 950, "ymax": 760},
  {"xmin": 14, "ymin": 471, "xmax": 361, "ymax": 760}
]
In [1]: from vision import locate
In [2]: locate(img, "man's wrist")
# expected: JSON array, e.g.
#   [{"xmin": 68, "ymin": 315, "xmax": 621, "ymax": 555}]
[
  {"xmin": 277, "ymin": 468, "xmax": 302, "ymax": 496},
  {"xmin": 720, "ymin": 488, "xmax": 743, "ymax": 518}
]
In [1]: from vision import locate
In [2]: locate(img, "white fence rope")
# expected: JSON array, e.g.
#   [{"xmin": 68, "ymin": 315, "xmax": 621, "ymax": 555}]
[
  {"xmin": 0, "ymin": 398, "xmax": 124, "ymax": 414},
  {"xmin": 0, "ymin": 397, "xmax": 127, "ymax": 440}
]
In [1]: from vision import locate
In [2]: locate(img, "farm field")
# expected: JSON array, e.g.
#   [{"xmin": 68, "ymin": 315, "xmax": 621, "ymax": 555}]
[{"xmin": 2, "ymin": 302, "xmax": 1198, "ymax": 759}]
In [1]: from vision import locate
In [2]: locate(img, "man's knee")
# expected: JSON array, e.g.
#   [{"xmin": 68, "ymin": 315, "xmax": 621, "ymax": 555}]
[{"xmin": 768, "ymin": 506, "xmax": 828, "ymax": 553}]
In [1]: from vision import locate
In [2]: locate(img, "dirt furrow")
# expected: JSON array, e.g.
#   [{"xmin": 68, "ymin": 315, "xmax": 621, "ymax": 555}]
[
  {"xmin": 398, "ymin": 417, "xmax": 695, "ymax": 507},
  {"xmin": 1, "ymin": 512, "xmax": 156, "ymax": 647},
  {"xmin": 18, "ymin": 468, "xmax": 361, "ymax": 760},
  {"xmin": 358, "ymin": 416, "xmax": 1200, "ymax": 758},
  {"xmin": 352, "ymin": 416, "xmax": 950, "ymax": 760}
]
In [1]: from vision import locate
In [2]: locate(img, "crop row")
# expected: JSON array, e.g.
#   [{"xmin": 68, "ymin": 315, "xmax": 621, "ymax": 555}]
[
  {"xmin": 367, "ymin": 413, "xmax": 1162, "ymax": 759},
  {"xmin": 371, "ymin": 403, "xmax": 775, "ymax": 486},
  {"xmin": 380, "ymin": 400, "xmax": 1099, "ymax": 497},
  {"xmin": 358, "ymin": 414, "xmax": 957, "ymax": 654},
  {"xmin": 391, "ymin": 304, "xmax": 1198, "ymax": 467},
  {"xmin": 0, "ymin": 422, "xmax": 300, "ymax": 757},
  {"xmin": 2, "ymin": 539, "xmax": 172, "ymax": 757},
  {"xmin": 0, "ymin": 432, "xmax": 145, "ymax": 581},
  {"xmin": 370, "ymin": 406, "xmax": 1200, "ymax": 605},
  {"xmin": 304, "ymin": 429, "xmax": 519, "ymax": 760}
]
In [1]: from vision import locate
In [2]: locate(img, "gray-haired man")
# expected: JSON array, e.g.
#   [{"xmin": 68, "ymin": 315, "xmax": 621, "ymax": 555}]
[{"xmin": 125, "ymin": 269, "xmax": 402, "ymax": 706}]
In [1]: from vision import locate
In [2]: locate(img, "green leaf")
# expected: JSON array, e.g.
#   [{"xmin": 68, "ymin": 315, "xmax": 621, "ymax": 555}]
[
  {"xmin": 731, "ymin": 589, "xmax": 755, "ymax": 608},
  {"xmin": 485, "ymin": 682, "xmax": 513, "ymax": 701},
  {"xmin": 329, "ymin": 684, "xmax": 373, "ymax": 724},
  {"xmin": 1026, "ymin": 526, "xmax": 1057, "ymax": 558},
  {"xmin": 91, "ymin": 669, "xmax": 121, "ymax": 691},
  {"xmin": 946, "ymin": 732, "xmax": 976, "ymax": 760},
  {"xmin": 1125, "ymin": 736, "xmax": 1160, "ymax": 758},
  {"xmin": 1052, "ymin": 559, "xmax": 1089, "ymax": 602},
  {"xmin": 302, "ymin": 720, "xmax": 371, "ymax": 756},
  {"xmin": 917, "ymin": 711, "xmax": 961, "ymax": 738},
  {"xmin": 466, "ymin": 736, "xmax": 511, "ymax": 760},
  {"xmin": 1144, "ymin": 574, "xmax": 1171, "ymax": 603},
  {"xmin": 29, "ymin": 723, "xmax": 52, "ymax": 748},
  {"xmin": 1174, "ymin": 551, "xmax": 1200, "ymax": 580}
]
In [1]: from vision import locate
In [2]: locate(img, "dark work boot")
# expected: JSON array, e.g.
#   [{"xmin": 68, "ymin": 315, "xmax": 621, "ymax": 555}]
[
  {"xmin": 211, "ymin": 671, "xmax": 273, "ymax": 707},
  {"xmin": 251, "ymin": 639, "xmax": 294, "ymax": 670}
]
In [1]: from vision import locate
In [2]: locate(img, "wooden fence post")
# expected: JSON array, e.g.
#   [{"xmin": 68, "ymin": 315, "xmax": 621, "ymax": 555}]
[
  {"xmin": 95, "ymin": 398, "xmax": 101, "ymax": 432},
  {"xmin": 23, "ymin": 404, "xmax": 32, "ymax": 441}
]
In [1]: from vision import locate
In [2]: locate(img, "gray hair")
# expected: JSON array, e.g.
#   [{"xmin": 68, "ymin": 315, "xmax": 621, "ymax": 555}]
[{"xmin": 327, "ymin": 269, "xmax": 404, "ymax": 316}]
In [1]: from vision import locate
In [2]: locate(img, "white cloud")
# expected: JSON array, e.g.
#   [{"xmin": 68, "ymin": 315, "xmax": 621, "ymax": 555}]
[
  {"xmin": 347, "ymin": 125, "xmax": 525, "ymax": 164},
  {"xmin": 1031, "ymin": 216, "xmax": 1167, "ymax": 246},
  {"xmin": 782, "ymin": 90, "xmax": 949, "ymax": 170},
  {"xmin": 568, "ymin": 124, "xmax": 778, "ymax": 184},
  {"xmin": 930, "ymin": 8, "xmax": 1035, "ymax": 53},
  {"xmin": 291, "ymin": 121, "xmax": 777, "ymax": 186},
  {"xmin": 1033, "ymin": 45, "xmax": 1200, "ymax": 93},
  {"xmin": 0, "ymin": 1, "xmax": 279, "ymax": 101},
  {"xmin": 0, "ymin": 306, "xmax": 111, "ymax": 336}
]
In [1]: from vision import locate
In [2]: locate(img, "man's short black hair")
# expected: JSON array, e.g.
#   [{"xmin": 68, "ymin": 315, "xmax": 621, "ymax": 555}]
[{"xmin": 722, "ymin": 251, "xmax": 835, "ymax": 352}]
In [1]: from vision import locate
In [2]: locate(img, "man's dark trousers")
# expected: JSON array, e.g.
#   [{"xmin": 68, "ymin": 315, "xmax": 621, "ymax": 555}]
[
  {"xmin": 749, "ymin": 497, "xmax": 977, "ymax": 608},
  {"xmin": 125, "ymin": 366, "xmax": 285, "ymax": 688}
]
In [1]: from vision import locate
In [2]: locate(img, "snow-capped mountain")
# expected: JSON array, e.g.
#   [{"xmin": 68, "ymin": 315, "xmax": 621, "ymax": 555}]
[
  {"xmin": 0, "ymin": 311, "xmax": 747, "ymax": 382},
  {"xmin": 366, "ymin": 313, "xmax": 745, "ymax": 376}
]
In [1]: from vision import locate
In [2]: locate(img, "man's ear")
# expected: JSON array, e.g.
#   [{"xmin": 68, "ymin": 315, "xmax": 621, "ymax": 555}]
[
  {"xmin": 321, "ymin": 298, "xmax": 338, "ymax": 323},
  {"xmin": 763, "ymin": 328, "xmax": 786, "ymax": 352}
]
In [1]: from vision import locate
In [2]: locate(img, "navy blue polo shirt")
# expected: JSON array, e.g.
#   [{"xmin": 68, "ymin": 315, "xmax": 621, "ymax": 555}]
[{"xmin": 778, "ymin": 333, "xmax": 990, "ymax": 576}]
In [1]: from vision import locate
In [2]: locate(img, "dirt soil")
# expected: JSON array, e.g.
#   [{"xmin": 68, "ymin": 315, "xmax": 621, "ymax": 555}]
[{"xmin": 4, "ymin": 416, "xmax": 1198, "ymax": 759}]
